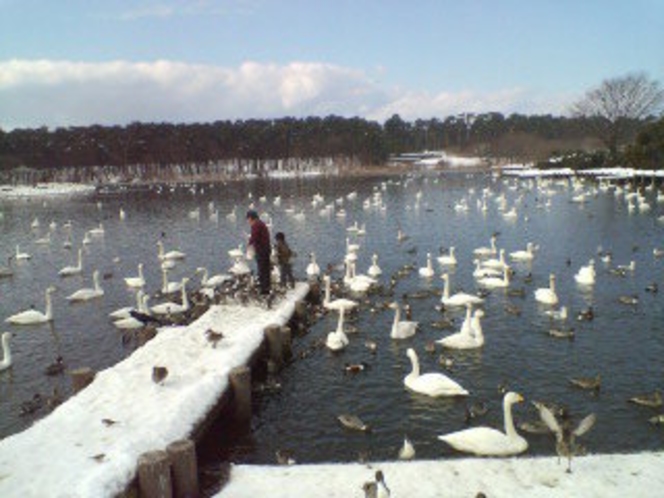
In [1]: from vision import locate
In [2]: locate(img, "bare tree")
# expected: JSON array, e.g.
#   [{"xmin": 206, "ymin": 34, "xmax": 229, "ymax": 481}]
[{"xmin": 571, "ymin": 73, "xmax": 664, "ymax": 160}]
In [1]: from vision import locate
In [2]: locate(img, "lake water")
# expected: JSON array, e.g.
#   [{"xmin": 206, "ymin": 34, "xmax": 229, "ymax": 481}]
[{"xmin": 1, "ymin": 171, "xmax": 663, "ymax": 469}]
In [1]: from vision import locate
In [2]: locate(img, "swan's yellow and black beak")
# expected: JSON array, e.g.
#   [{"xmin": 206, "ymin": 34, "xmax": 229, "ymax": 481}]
[{"xmin": 516, "ymin": 393, "xmax": 525, "ymax": 403}]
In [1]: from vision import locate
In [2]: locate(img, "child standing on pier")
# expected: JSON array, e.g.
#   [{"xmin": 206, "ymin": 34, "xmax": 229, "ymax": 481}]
[{"xmin": 274, "ymin": 232, "xmax": 295, "ymax": 289}]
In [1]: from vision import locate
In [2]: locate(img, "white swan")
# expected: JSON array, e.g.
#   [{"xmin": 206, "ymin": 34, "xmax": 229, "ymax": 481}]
[
  {"xmin": 481, "ymin": 248, "xmax": 507, "ymax": 271},
  {"xmin": 438, "ymin": 391, "xmax": 528, "ymax": 456},
  {"xmin": 477, "ymin": 265, "xmax": 511, "ymax": 289},
  {"xmin": 157, "ymin": 241, "xmax": 186, "ymax": 261},
  {"xmin": 6, "ymin": 287, "xmax": 55, "ymax": 324},
  {"xmin": 472, "ymin": 259, "xmax": 501, "ymax": 279},
  {"xmin": 438, "ymin": 306, "xmax": 485, "ymax": 349},
  {"xmin": 58, "ymin": 248, "xmax": 84, "ymax": 277},
  {"xmin": 151, "ymin": 278, "xmax": 189, "ymax": 315},
  {"xmin": 389, "ymin": 302, "xmax": 418, "ymax": 339},
  {"xmin": 113, "ymin": 295, "xmax": 151, "ymax": 330},
  {"xmin": 306, "ymin": 253, "xmax": 321, "ymax": 278},
  {"xmin": 473, "ymin": 235, "xmax": 497, "ymax": 257},
  {"xmin": 67, "ymin": 270, "xmax": 104, "ymax": 302},
  {"xmin": 161, "ymin": 268, "xmax": 183, "ymax": 294},
  {"xmin": 322, "ymin": 275, "xmax": 358, "ymax": 311},
  {"xmin": 545, "ymin": 305, "xmax": 568, "ymax": 321},
  {"xmin": 441, "ymin": 273, "xmax": 484, "ymax": 307},
  {"xmin": 510, "ymin": 242, "xmax": 536, "ymax": 262},
  {"xmin": 229, "ymin": 256, "xmax": 251, "ymax": 276},
  {"xmin": 419, "ymin": 253, "xmax": 435, "ymax": 278},
  {"xmin": 404, "ymin": 348, "xmax": 468, "ymax": 397},
  {"xmin": 196, "ymin": 267, "xmax": 230, "ymax": 288},
  {"xmin": 109, "ymin": 289, "xmax": 145, "ymax": 320},
  {"xmin": 228, "ymin": 243, "xmax": 244, "ymax": 259},
  {"xmin": 326, "ymin": 307, "xmax": 349, "ymax": 351},
  {"xmin": 574, "ymin": 259, "xmax": 596, "ymax": 286},
  {"xmin": 437, "ymin": 247, "xmax": 457, "ymax": 266},
  {"xmin": 0, "ymin": 332, "xmax": 13, "ymax": 371},
  {"xmin": 367, "ymin": 253, "xmax": 382, "ymax": 277},
  {"xmin": 124, "ymin": 263, "xmax": 146, "ymax": 288},
  {"xmin": 15, "ymin": 245, "xmax": 31, "ymax": 261},
  {"xmin": 535, "ymin": 273, "xmax": 559, "ymax": 305},
  {"xmin": 89, "ymin": 223, "xmax": 105, "ymax": 236},
  {"xmin": 345, "ymin": 262, "xmax": 376, "ymax": 293}
]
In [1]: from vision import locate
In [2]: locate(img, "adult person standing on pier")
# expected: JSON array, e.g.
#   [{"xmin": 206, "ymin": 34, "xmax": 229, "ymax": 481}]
[{"xmin": 246, "ymin": 210, "xmax": 271, "ymax": 296}]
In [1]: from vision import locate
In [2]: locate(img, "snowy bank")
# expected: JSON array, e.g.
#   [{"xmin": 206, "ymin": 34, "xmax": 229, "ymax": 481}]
[
  {"xmin": 219, "ymin": 451, "xmax": 664, "ymax": 498},
  {"xmin": 501, "ymin": 166, "xmax": 664, "ymax": 179},
  {"xmin": 0, "ymin": 283, "xmax": 309, "ymax": 498},
  {"xmin": 0, "ymin": 182, "xmax": 96, "ymax": 198}
]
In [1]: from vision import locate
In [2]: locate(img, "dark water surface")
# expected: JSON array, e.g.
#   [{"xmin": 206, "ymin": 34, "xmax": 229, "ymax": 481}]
[{"xmin": 1, "ymin": 172, "xmax": 663, "ymax": 467}]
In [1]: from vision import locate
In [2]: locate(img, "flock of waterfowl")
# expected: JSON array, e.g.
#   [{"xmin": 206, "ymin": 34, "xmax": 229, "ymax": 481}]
[{"xmin": 1, "ymin": 172, "xmax": 664, "ymax": 473}]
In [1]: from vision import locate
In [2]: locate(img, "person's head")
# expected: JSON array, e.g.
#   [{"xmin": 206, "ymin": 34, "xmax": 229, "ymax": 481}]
[
  {"xmin": 275, "ymin": 232, "xmax": 285, "ymax": 242},
  {"xmin": 246, "ymin": 210, "xmax": 259, "ymax": 224}
]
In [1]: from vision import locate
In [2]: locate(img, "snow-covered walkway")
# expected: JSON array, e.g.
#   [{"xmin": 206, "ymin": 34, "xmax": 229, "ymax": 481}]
[
  {"xmin": 219, "ymin": 451, "xmax": 664, "ymax": 497},
  {"xmin": 0, "ymin": 283, "xmax": 309, "ymax": 498}
]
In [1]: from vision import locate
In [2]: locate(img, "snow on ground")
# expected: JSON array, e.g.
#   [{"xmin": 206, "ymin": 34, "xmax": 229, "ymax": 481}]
[
  {"xmin": 0, "ymin": 283, "xmax": 309, "ymax": 498},
  {"xmin": 220, "ymin": 452, "xmax": 664, "ymax": 498},
  {"xmin": 0, "ymin": 183, "xmax": 96, "ymax": 198},
  {"xmin": 501, "ymin": 166, "xmax": 664, "ymax": 179}
]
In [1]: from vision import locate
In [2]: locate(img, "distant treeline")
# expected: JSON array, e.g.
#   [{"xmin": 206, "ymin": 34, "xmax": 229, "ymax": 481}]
[{"xmin": 0, "ymin": 113, "xmax": 652, "ymax": 174}]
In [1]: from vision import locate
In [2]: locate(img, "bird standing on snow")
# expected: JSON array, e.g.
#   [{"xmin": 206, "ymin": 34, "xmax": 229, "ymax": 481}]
[{"xmin": 152, "ymin": 366, "xmax": 168, "ymax": 385}]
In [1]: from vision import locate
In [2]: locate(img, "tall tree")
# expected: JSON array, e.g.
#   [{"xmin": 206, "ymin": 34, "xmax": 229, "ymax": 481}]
[{"xmin": 571, "ymin": 73, "xmax": 664, "ymax": 160}]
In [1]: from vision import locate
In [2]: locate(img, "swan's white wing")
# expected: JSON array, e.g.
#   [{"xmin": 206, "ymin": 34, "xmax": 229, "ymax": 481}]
[
  {"xmin": 573, "ymin": 413, "xmax": 597, "ymax": 437},
  {"xmin": 533, "ymin": 402, "xmax": 560, "ymax": 434}
]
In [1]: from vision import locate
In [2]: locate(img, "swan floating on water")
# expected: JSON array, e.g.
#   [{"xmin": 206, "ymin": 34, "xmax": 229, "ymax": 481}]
[
  {"xmin": 6, "ymin": 286, "xmax": 56, "ymax": 325},
  {"xmin": 404, "ymin": 348, "xmax": 468, "ymax": 397},
  {"xmin": 157, "ymin": 241, "xmax": 186, "ymax": 261},
  {"xmin": 124, "ymin": 263, "xmax": 146, "ymax": 288},
  {"xmin": 437, "ymin": 247, "xmax": 457, "ymax": 266},
  {"xmin": 367, "ymin": 253, "xmax": 382, "ymax": 277},
  {"xmin": 15, "ymin": 245, "xmax": 31, "ymax": 261},
  {"xmin": 438, "ymin": 391, "xmax": 528, "ymax": 456},
  {"xmin": 574, "ymin": 259, "xmax": 596, "ymax": 286},
  {"xmin": 441, "ymin": 273, "xmax": 484, "ymax": 307},
  {"xmin": 535, "ymin": 273, "xmax": 559, "ymax": 305},
  {"xmin": 389, "ymin": 302, "xmax": 418, "ymax": 339},
  {"xmin": 326, "ymin": 307, "xmax": 349, "ymax": 351},
  {"xmin": 419, "ymin": 253, "xmax": 435, "ymax": 278},
  {"xmin": 58, "ymin": 248, "xmax": 84, "ymax": 277},
  {"xmin": 510, "ymin": 242, "xmax": 536, "ymax": 262},
  {"xmin": 151, "ymin": 278, "xmax": 190, "ymax": 315},
  {"xmin": 306, "ymin": 253, "xmax": 321, "ymax": 278},
  {"xmin": 477, "ymin": 265, "xmax": 511, "ymax": 289},
  {"xmin": 438, "ymin": 306, "xmax": 484, "ymax": 349},
  {"xmin": 473, "ymin": 235, "xmax": 497, "ymax": 258},
  {"xmin": 322, "ymin": 275, "xmax": 358, "ymax": 311},
  {"xmin": 67, "ymin": 270, "xmax": 104, "ymax": 302}
]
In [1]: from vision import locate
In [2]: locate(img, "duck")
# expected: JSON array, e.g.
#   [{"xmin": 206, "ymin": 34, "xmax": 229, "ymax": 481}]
[
  {"xmin": 67, "ymin": 270, "xmax": 104, "ymax": 302},
  {"xmin": 418, "ymin": 253, "xmax": 435, "ymax": 278},
  {"xmin": 438, "ymin": 391, "xmax": 528, "ymax": 456},
  {"xmin": 151, "ymin": 278, "xmax": 190, "ymax": 315},
  {"xmin": 156, "ymin": 240, "xmax": 186, "ymax": 261},
  {"xmin": 367, "ymin": 254, "xmax": 382, "ymax": 277},
  {"xmin": 437, "ymin": 246, "xmax": 457, "ymax": 266},
  {"xmin": 0, "ymin": 256, "xmax": 14, "ymax": 278},
  {"xmin": 404, "ymin": 348, "xmax": 468, "ymax": 397},
  {"xmin": 576, "ymin": 306, "xmax": 594, "ymax": 321},
  {"xmin": 0, "ymin": 332, "xmax": 13, "ymax": 371},
  {"xmin": 535, "ymin": 274, "xmax": 559, "ymax": 305},
  {"xmin": 509, "ymin": 242, "xmax": 536, "ymax": 262},
  {"xmin": 477, "ymin": 265, "xmax": 510, "ymax": 289},
  {"xmin": 322, "ymin": 275, "xmax": 358, "ymax": 311},
  {"xmin": 58, "ymin": 248, "xmax": 84, "ymax": 277},
  {"xmin": 44, "ymin": 356, "xmax": 66, "ymax": 376},
  {"xmin": 438, "ymin": 307, "xmax": 485, "ymax": 350},
  {"xmin": 618, "ymin": 294, "xmax": 638, "ymax": 306},
  {"xmin": 441, "ymin": 273, "xmax": 484, "ymax": 307},
  {"xmin": 15, "ymin": 245, "xmax": 31, "ymax": 261},
  {"xmin": 569, "ymin": 374, "xmax": 601, "ymax": 392},
  {"xmin": 124, "ymin": 263, "xmax": 146, "ymax": 288},
  {"xmin": 389, "ymin": 302, "xmax": 418, "ymax": 339},
  {"xmin": 628, "ymin": 390, "xmax": 662, "ymax": 408},
  {"xmin": 6, "ymin": 286, "xmax": 56, "ymax": 324},
  {"xmin": 337, "ymin": 413, "xmax": 370, "ymax": 432},
  {"xmin": 326, "ymin": 307, "xmax": 349, "ymax": 351},
  {"xmin": 545, "ymin": 306, "xmax": 568, "ymax": 321},
  {"xmin": 533, "ymin": 402, "xmax": 596, "ymax": 473},
  {"xmin": 306, "ymin": 253, "xmax": 321, "ymax": 278}
]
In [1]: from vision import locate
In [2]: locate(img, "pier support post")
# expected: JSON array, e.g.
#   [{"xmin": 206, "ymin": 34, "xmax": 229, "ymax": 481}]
[
  {"xmin": 137, "ymin": 450, "xmax": 172, "ymax": 498},
  {"xmin": 309, "ymin": 280, "xmax": 321, "ymax": 305},
  {"xmin": 166, "ymin": 439, "xmax": 199, "ymax": 498},
  {"xmin": 280, "ymin": 326, "xmax": 292, "ymax": 360},
  {"xmin": 229, "ymin": 366, "xmax": 252, "ymax": 427},
  {"xmin": 70, "ymin": 367, "xmax": 96, "ymax": 393},
  {"xmin": 294, "ymin": 300, "xmax": 307, "ymax": 321},
  {"xmin": 264, "ymin": 325, "xmax": 283, "ymax": 368}
]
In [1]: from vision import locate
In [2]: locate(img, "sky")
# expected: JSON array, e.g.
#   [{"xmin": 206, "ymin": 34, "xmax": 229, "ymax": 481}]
[{"xmin": 0, "ymin": 0, "xmax": 663, "ymax": 130}]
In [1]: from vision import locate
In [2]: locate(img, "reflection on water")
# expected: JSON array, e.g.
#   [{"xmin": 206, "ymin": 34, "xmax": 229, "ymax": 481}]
[{"xmin": 1, "ymin": 173, "xmax": 663, "ymax": 466}]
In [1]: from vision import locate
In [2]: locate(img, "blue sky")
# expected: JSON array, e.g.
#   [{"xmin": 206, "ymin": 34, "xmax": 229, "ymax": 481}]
[{"xmin": 1, "ymin": 0, "xmax": 662, "ymax": 129}]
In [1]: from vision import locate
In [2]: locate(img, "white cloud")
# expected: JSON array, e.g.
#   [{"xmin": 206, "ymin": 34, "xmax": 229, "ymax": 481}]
[{"xmin": 0, "ymin": 59, "xmax": 574, "ymax": 130}]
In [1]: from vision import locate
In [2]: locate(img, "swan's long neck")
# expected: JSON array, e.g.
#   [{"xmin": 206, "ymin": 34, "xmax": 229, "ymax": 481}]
[
  {"xmin": 409, "ymin": 352, "xmax": 420, "ymax": 378},
  {"xmin": 93, "ymin": 272, "xmax": 101, "ymax": 291},
  {"xmin": 161, "ymin": 270, "xmax": 169, "ymax": 292},
  {"xmin": 138, "ymin": 264, "xmax": 144, "ymax": 280},
  {"xmin": 323, "ymin": 277, "xmax": 331, "ymax": 305},
  {"xmin": 77, "ymin": 249, "xmax": 83, "ymax": 268},
  {"xmin": 490, "ymin": 238, "xmax": 496, "ymax": 252},
  {"xmin": 443, "ymin": 276, "xmax": 450, "ymax": 300},
  {"xmin": 44, "ymin": 291, "xmax": 53, "ymax": 320},
  {"xmin": 462, "ymin": 305, "xmax": 472, "ymax": 334},
  {"xmin": 157, "ymin": 242, "xmax": 164, "ymax": 258},
  {"xmin": 336, "ymin": 308, "xmax": 345, "ymax": 333},
  {"xmin": 1, "ymin": 334, "xmax": 11, "ymax": 365},
  {"xmin": 393, "ymin": 305, "xmax": 401, "ymax": 328},
  {"xmin": 181, "ymin": 281, "xmax": 188, "ymax": 308},
  {"xmin": 503, "ymin": 399, "xmax": 518, "ymax": 438},
  {"xmin": 550, "ymin": 276, "xmax": 556, "ymax": 293},
  {"xmin": 135, "ymin": 290, "xmax": 144, "ymax": 310},
  {"xmin": 472, "ymin": 313, "xmax": 483, "ymax": 339},
  {"xmin": 427, "ymin": 254, "xmax": 432, "ymax": 271},
  {"xmin": 200, "ymin": 268, "xmax": 209, "ymax": 285}
]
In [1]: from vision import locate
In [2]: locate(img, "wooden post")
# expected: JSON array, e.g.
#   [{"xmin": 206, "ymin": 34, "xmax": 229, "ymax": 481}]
[
  {"xmin": 294, "ymin": 300, "xmax": 307, "ymax": 321},
  {"xmin": 70, "ymin": 367, "xmax": 96, "ymax": 393},
  {"xmin": 264, "ymin": 325, "xmax": 283, "ymax": 368},
  {"xmin": 137, "ymin": 450, "xmax": 172, "ymax": 498},
  {"xmin": 309, "ymin": 281, "xmax": 321, "ymax": 305},
  {"xmin": 280, "ymin": 326, "xmax": 292, "ymax": 360},
  {"xmin": 166, "ymin": 439, "xmax": 199, "ymax": 498},
  {"xmin": 229, "ymin": 366, "xmax": 251, "ymax": 427}
]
